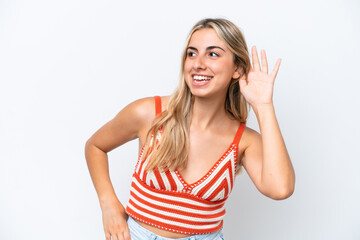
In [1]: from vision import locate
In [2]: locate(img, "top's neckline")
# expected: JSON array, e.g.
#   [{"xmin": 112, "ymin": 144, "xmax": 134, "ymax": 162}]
[{"xmin": 174, "ymin": 142, "xmax": 238, "ymax": 188}]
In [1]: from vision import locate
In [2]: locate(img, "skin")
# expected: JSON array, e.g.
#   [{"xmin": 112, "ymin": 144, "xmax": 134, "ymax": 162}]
[{"xmin": 85, "ymin": 28, "xmax": 295, "ymax": 240}]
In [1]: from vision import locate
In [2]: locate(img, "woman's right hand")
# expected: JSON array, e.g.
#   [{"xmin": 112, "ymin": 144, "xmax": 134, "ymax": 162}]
[
  {"xmin": 85, "ymin": 98, "xmax": 157, "ymax": 239},
  {"xmin": 85, "ymin": 98, "xmax": 159, "ymax": 239},
  {"xmin": 101, "ymin": 200, "xmax": 131, "ymax": 240}
]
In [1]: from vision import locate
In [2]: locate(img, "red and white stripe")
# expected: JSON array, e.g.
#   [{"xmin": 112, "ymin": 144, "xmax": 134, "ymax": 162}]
[{"xmin": 125, "ymin": 130, "xmax": 240, "ymax": 235}]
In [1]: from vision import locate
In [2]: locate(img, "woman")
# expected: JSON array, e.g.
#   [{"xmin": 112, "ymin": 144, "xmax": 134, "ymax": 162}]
[{"xmin": 85, "ymin": 18, "xmax": 295, "ymax": 240}]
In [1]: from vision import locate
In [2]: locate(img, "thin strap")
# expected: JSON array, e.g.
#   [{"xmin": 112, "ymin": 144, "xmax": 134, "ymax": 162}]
[
  {"xmin": 154, "ymin": 96, "xmax": 162, "ymax": 116},
  {"xmin": 233, "ymin": 123, "xmax": 246, "ymax": 146}
]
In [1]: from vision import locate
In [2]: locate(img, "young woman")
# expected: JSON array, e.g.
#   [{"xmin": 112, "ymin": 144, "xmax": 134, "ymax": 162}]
[{"xmin": 85, "ymin": 18, "xmax": 295, "ymax": 240}]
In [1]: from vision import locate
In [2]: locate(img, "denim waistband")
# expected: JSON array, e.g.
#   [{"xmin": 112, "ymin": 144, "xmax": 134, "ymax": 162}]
[{"xmin": 127, "ymin": 216, "xmax": 224, "ymax": 240}]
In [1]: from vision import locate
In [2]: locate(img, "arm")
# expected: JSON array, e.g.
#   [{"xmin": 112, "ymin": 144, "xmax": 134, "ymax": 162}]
[
  {"xmin": 239, "ymin": 46, "xmax": 295, "ymax": 200},
  {"xmin": 85, "ymin": 97, "xmax": 155, "ymax": 240}
]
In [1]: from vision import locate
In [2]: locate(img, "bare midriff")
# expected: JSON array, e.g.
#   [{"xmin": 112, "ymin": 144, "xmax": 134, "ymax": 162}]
[{"xmin": 134, "ymin": 219, "xmax": 192, "ymax": 238}]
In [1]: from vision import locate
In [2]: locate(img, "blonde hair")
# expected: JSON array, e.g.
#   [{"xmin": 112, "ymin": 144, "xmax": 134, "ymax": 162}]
[{"xmin": 145, "ymin": 18, "xmax": 251, "ymax": 173}]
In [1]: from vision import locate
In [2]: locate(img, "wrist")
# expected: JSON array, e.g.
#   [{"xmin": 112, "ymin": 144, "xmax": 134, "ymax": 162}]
[
  {"xmin": 251, "ymin": 102, "xmax": 274, "ymax": 115},
  {"xmin": 99, "ymin": 196, "xmax": 123, "ymax": 210}
]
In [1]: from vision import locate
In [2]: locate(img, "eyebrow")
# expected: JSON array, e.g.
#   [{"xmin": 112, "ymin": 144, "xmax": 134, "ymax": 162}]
[{"xmin": 187, "ymin": 46, "xmax": 226, "ymax": 52}]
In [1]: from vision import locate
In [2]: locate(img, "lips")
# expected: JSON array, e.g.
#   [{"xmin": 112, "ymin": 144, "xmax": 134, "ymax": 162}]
[{"xmin": 192, "ymin": 74, "xmax": 213, "ymax": 86}]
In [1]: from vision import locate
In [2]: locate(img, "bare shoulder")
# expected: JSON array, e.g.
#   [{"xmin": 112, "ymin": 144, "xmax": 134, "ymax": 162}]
[
  {"xmin": 238, "ymin": 126, "xmax": 262, "ymax": 157},
  {"xmin": 86, "ymin": 97, "xmax": 161, "ymax": 153},
  {"xmin": 125, "ymin": 97, "xmax": 157, "ymax": 124},
  {"xmin": 160, "ymin": 95, "xmax": 171, "ymax": 111},
  {"xmin": 131, "ymin": 95, "xmax": 171, "ymax": 145},
  {"xmin": 237, "ymin": 126, "xmax": 263, "ymax": 167},
  {"xmin": 129, "ymin": 95, "xmax": 171, "ymax": 122},
  {"xmin": 242, "ymin": 126, "xmax": 261, "ymax": 144}
]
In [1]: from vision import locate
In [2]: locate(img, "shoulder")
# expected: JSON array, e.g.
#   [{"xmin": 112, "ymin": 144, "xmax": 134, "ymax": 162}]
[
  {"xmin": 159, "ymin": 95, "xmax": 170, "ymax": 111},
  {"xmin": 124, "ymin": 96, "xmax": 171, "ymax": 141},
  {"xmin": 85, "ymin": 96, "xmax": 164, "ymax": 153},
  {"xmin": 128, "ymin": 95, "xmax": 170, "ymax": 116},
  {"xmin": 119, "ymin": 96, "xmax": 164, "ymax": 128},
  {"xmin": 243, "ymin": 126, "xmax": 260, "ymax": 143},
  {"xmin": 126, "ymin": 97, "xmax": 157, "ymax": 121},
  {"xmin": 238, "ymin": 126, "xmax": 261, "ymax": 156}
]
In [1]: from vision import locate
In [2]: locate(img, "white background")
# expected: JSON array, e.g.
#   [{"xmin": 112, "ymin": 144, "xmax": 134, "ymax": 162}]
[{"xmin": 1, "ymin": 0, "xmax": 359, "ymax": 239}]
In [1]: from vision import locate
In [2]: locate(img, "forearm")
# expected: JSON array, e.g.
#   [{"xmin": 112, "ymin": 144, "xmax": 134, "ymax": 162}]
[
  {"xmin": 85, "ymin": 141, "xmax": 125, "ymax": 210},
  {"xmin": 253, "ymin": 103, "xmax": 295, "ymax": 198}
]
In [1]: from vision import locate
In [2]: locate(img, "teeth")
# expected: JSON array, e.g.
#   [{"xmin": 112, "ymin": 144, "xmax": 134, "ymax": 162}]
[{"xmin": 193, "ymin": 75, "xmax": 212, "ymax": 81}]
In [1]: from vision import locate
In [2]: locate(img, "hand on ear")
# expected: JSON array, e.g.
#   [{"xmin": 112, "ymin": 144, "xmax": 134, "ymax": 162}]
[
  {"xmin": 233, "ymin": 67, "xmax": 244, "ymax": 80},
  {"xmin": 238, "ymin": 46, "xmax": 282, "ymax": 107}
]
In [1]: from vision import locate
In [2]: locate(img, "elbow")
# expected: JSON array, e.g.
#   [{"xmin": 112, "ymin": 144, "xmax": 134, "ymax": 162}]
[
  {"xmin": 268, "ymin": 184, "xmax": 295, "ymax": 200},
  {"xmin": 85, "ymin": 138, "xmax": 92, "ymax": 149},
  {"xmin": 264, "ymin": 170, "xmax": 296, "ymax": 200},
  {"xmin": 271, "ymin": 187, "xmax": 294, "ymax": 200},
  {"xmin": 84, "ymin": 138, "xmax": 108, "ymax": 159},
  {"xmin": 84, "ymin": 138, "xmax": 99, "ymax": 160},
  {"xmin": 84, "ymin": 139, "xmax": 92, "ymax": 154},
  {"xmin": 261, "ymin": 178, "xmax": 295, "ymax": 200},
  {"xmin": 84, "ymin": 139, "xmax": 92, "ymax": 162}
]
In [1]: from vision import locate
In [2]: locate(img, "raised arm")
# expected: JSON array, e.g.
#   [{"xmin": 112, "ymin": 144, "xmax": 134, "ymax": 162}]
[
  {"xmin": 85, "ymin": 97, "xmax": 155, "ymax": 240},
  {"xmin": 239, "ymin": 46, "xmax": 295, "ymax": 200}
]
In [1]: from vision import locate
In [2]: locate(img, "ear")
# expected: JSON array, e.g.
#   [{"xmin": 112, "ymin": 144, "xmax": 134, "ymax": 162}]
[{"xmin": 232, "ymin": 67, "xmax": 243, "ymax": 79}]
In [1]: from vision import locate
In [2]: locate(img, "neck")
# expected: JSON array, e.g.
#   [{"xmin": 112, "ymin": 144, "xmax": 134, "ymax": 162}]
[{"xmin": 190, "ymin": 95, "xmax": 228, "ymax": 130}]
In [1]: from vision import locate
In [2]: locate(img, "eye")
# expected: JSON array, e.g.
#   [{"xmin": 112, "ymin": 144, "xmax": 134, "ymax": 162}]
[
  {"xmin": 187, "ymin": 51, "xmax": 196, "ymax": 57},
  {"xmin": 209, "ymin": 52, "xmax": 219, "ymax": 57}
]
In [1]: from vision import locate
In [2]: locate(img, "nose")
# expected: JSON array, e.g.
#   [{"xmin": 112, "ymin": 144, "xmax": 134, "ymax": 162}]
[{"xmin": 193, "ymin": 55, "xmax": 206, "ymax": 70}]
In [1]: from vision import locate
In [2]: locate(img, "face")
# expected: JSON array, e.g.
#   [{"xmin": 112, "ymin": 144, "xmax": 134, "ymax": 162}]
[{"xmin": 184, "ymin": 28, "xmax": 240, "ymax": 99}]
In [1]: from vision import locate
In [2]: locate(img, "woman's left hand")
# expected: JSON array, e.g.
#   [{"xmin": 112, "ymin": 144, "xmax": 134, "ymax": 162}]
[{"xmin": 239, "ymin": 46, "xmax": 281, "ymax": 109}]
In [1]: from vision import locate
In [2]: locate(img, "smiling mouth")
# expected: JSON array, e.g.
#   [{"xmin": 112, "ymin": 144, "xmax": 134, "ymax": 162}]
[{"xmin": 192, "ymin": 75, "xmax": 213, "ymax": 83}]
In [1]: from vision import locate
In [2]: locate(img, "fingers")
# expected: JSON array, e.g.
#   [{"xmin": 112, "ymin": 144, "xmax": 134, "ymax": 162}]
[
  {"xmin": 261, "ymin": 49, "xmax": 268, "ymax": 74},
  {"xmin": 251, "ymin": 46, "xmax": 261, "ymax": 72},
  {"xmin": 102, "ymin": 203, "xmax": 131, "ymax": 240},
  {"xmin": 270, "ymin": 58, "xmax": 282, "ymax": 80},
  {"xmin": 123, "ymin": 228, "xmax": 131, "ymax": 240},
  {"xmin": 106, "ymin": 233, "xmax": 111, "ymax": 240},
  {"xmin": 105, "ymin": 229, "xmax": 130, "ymax": 240},
  {"xmin": 252, "ymin": 47, "xmax": 273, "ymax": 75},
  {"xmin": 104, "ymin": 233, "xmax": 129, "ymax": 240}
]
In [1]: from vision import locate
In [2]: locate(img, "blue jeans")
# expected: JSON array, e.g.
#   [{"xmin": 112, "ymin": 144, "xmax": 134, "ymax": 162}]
[{"xmin": 127, "ymin": 216, "xmax": 225, "ymax": 240}]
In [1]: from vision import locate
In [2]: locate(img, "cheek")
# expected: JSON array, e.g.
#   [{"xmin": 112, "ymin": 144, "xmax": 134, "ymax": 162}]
[
  {"xmin": 183, "ymin": 62, "xmax": 191, "ymax": 84},
  {"xmin": 214, "ymin": 61, "xmax": 236, "ymax": 78},
  {"xmin": 184, "ymin": 60, "xmax": 192, "ymax": 73},
  {"xmin": 210, "ymin": 62, "xmax": 231, "ymax": 77}
]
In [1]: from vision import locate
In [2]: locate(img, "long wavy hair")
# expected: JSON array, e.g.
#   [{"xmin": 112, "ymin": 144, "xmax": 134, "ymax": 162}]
[{"xmin": 145, "ymin": 18, "xmax": 251, "ymax": 173}]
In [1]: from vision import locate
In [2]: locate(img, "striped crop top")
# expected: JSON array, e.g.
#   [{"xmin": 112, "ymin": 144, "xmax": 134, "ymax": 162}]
[{"xmin": 125, "ymin": 96, "xmax": 246, "ymax": 235}]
